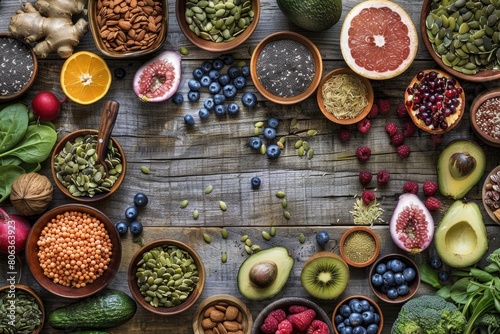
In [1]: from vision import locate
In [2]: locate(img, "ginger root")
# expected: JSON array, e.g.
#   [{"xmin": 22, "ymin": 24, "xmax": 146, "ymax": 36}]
[{"xmin": 9, "ymin": 0, "xmax": 88, "ymax": 58}]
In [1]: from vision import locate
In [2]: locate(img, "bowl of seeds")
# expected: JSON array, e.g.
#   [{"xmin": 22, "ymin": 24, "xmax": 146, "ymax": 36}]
[
  {"xmin": 0, "ymin": 284, "xmax": 45, "ymax": 333},
  {"xmin": 482, "ymin": 165, "xmax": 500, "ymax": 225},
  {"xmin": 339, "ymin": 226, "xmax": 380, "ymax": 268},
  {"xmin": 250, "ymin": 31, "xmax": 323, "ymax": 105},
  {"xmin": 128, "ymin": 238, "xmax": 206, "ymax": 315},
  {"xmin": 470, "ymin": 87, "xmax": 500, "ymax": 147},
  {"xmin": 176, "ymin": 0, "xmax": 260, "ymax": 52}
]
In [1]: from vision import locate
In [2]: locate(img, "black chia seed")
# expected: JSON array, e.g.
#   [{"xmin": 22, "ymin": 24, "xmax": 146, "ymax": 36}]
[
  {"xmin": 0, "ymin": 37, "xmax": 35, "ymax": 97},
  {"xmin": 256, "ymin": 39, "xmax": 315, "ymax": 98}
]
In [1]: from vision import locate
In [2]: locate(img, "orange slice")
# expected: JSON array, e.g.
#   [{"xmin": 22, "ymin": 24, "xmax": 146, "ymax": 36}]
[{"xmin": 60, "ymin": 51, "xmax": 112, "ymax": 105}]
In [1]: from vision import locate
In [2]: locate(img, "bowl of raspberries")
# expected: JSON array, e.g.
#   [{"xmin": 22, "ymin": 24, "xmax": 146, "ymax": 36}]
[{"xmin": 253, "ymin": 297, "xmax": 334, "ymax": 334}]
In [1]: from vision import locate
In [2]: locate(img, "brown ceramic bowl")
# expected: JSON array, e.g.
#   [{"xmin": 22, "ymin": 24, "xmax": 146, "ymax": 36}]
[
  {"xmin": 128, "ymin": 239, "xmax": 205, "ymax": 315},
  {"xmin": 339, "ymin": 226, "xmax": 380, "ymax": 268},
  {"xmin": 176, "ymin": 0, "xmax": 260, "ymax": 52},
  {"xmin": 470, "ymin": 88, "xmax": 500, "ymax": 147},
  {"xmin": 250, "ymin": 31, "xmax": 323, "ymax": 105},
  {"xmin": 482, "ymin": 165, "xmax": 500, "ymax": 225},
  {"xmin": 0, "ymin": 34, "xmax": 38, "ymax": 102},
  {"xmin": 332, "ymin": 295, "xmax": 384, "ymax": 334},
  {"xmin": 25, "ymin": 204, "xmax": 122, "ymax": 298},
  {"xmin": 0, "ymin": 284, "xmax": 45, "ymax": 333},
  {"xmin": 192, "ymin": 294, "xmax": 252, "ymax": 334},
  {"xmin": 420, "ymin": 0, "xmax": 500, "ymax": 82},
  {"xmin": 252, "ymin": 297, "xmax": 334, "ymax": 334},
  {"xmin": 88, "ymin": 0, "xmax": 168, "ymax": 57},
  {"xmin": 317, "ymin": 68, "xmax": 374, "ymax": 125},
  {"xmin": 369, "ymin": 253, "xmax": 420, "ymax": 304}
]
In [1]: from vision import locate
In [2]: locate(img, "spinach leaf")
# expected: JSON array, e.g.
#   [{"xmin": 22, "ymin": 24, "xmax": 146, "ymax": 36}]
[
  {"xmin": 418, "ymin": 263, "xmax": 443, "ymax": 289},
  {"xmin": 0, "ymin": 124, "xmax": 56, "ymax": 163},
  {"xmin": 0, "ymin": 103, "xmax": 29, "ymax": 154},
  {"xmin": 0, "ymin": 165, "xmax": 25, "ymax": 202}
]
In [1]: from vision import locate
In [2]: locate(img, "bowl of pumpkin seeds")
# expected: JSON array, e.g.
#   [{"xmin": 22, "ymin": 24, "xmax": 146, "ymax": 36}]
[
  {"xmin": 127, "ymin": 239, "xmax": 206, "ymax": 315},
  {"xmin": 421, "ymin": 0, "xmax": 500, "ymax": 82},
  {"xmin": 176, "ymin": 0, "xmax": 261, "ymax": 52},
  {"xmin": 0, "ymin": 284, "xmax": 45, "ymax": 333}
]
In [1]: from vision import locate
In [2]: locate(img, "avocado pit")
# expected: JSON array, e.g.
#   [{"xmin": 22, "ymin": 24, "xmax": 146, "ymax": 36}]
[
  {"xmin": 249, "ymin": 261, "xmax": 278, "ymax": 288},
  {"xmin": 449, "ymin": 152, "xmax": 476, "ymax": 180}
]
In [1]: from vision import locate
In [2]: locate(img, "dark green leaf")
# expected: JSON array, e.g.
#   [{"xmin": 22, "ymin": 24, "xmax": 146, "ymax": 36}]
[
  {"xmin": 0, "ymin": 124, "xmax": 56, "ymax": 163},
  {"xmin": 419, "ymin": 263, "xmax": 443, "ymax": 289},
  {"xmin": 451, "ymin": 277, "xmax": 471, "ymax": 304},
  {"xmin": 0, "ymin": 165, "xmax": 25, "ymax": 202},
  {"xmin": 471, "ymin": 268, "xmax": 495, "ymax": 282},
  {"xmin": 436, "ymin": 285, "xmax": 452, "ymax": 300},
  {"xmin": 0, "ymin": 103, "xmax": 29, "ymax": 154}
]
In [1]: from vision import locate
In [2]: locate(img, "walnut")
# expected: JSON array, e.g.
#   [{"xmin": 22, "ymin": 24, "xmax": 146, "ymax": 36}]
[{"xmin": 10, "ymin": 173, "xmax": 53, "ymax": 216}]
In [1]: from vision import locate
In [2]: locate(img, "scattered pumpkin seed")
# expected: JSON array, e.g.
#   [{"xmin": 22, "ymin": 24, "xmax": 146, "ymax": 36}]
[
  {"xmin": 251, "ymin": 244, "xmax": 261, "ymax": 252},
  {"xmin": 260, "ymin": 143, "xmax": 267, "ymax": 155},
  {"xmin": 294, "ymin": 104, "xmax": 302, "ymax": 113},
  {"xmin": 277, "ymin": 141, "xmax": 285, "ymax": 150},
  {"xmin": 245, "ymin": 238, "xmax": 252, "ymax": 247},
  {"xmin": 180, "ymin": 199, "xmax": 189, "ymax": 208},
  {"xmin": 262, "ymin": 231, "xmax": 271, "ymax": 240},
  {"xmin": 193, "ymin": 209, "xmax": 199, "ymax": 220},
  {"xmin": 221, "ymin": 227, "xmax": 228, "ymax": 239},
  {"xmin": 297, "ymin": 146, "xmax": 305, "ymax": 157},
  {"xmin": 276, "ymin": 191, "xmax": 286, "ymax": 198},
  {"xmin": 283, "ymin": 211, "xmax": 291, "ymax": 220},
  {"xmin": 141, "ymin": 166, "xmax": 151, "ymax": 174},
  {"xmin": 244, "ymin": 245, "xmax": 252, "ymax": 254},
  {"xmin": 219, "ymin": 200, "xmax": 227, "ymax": 211},
  {"xmin": 237, "ymin": 60, "xmax": 246, "ymax": 67},
  {"xmin": 240, "ymin": 235, "xmax": 249, "ymax": 242},
  {"xmin": 307, "ymin": 149, "xmax": 315, "ymax": 160},
  {"xmin": 203, "ymin": 232, "xmax": 212, "ymax": 243},
  {"xmin": 221, "ymin": 252, "xmax": 227, "ymax": 263},
  {"xmin": 270, "ymin": 226, "xmax": 277, "ymax": 237},
  {"xmin": 204, "ymin": 184, "xmax": 213, "ymax": 194},
  {"xmin": 141, "ymin": 320, "xmax": 148, "ymax": 330},
  {"xmin": 179, "ymin": 47, "xmax": 189, "ymax": 55},
  {"xmin": 294, "ymin": 139, "xmax": 303, "ymax": 149},
  {"xmin": 281, "ymin": 199, "xmax": 288, "ymax": 209},
  {"xmin": 279, "ymin": 136, "xmax": 286, "ymax": 144},
  {"xmin": 255, "ymin": 121, "xmax": 264, "ymax": 127},
  {"xmin": 298, "ymin": 233, "xmax": 306, "ymax": 244},
  {"xmin": 290, "ymin": 118, "xmax": 298, "ymax": 127},
  {"xmin": 307, "ymin": 129, "xmax": 318, "ymax": 136}
]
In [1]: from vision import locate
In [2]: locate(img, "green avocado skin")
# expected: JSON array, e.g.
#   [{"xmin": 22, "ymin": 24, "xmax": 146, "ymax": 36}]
[{"xmin": 276, "ymin": 0, "xmax": 342, "ymax": 31}]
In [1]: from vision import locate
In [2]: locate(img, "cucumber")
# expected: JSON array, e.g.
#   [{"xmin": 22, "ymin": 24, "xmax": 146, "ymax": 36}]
[{"xmin": 48, "ymin": 289, "xmax": 137, "ymax": 330}]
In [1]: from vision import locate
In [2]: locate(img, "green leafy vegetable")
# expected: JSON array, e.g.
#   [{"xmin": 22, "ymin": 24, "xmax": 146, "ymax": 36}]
[
  {"xmin": 0, "ymin": 103, "xmax": 29, "ymax": 153},
  {"xmin": 0, "ymin": 124, "xmax": 57, "ymax": 163},
  {"xmin": 0, "ymin": 165, "xmax": 25, "ymax": 202},
  {"xmin": 419, "ymin": 263, "xmax": 443, "ymax": 289}
]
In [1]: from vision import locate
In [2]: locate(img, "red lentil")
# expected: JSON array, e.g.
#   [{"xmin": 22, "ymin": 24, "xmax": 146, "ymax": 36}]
[{"xmin": 475, "ymin": 97, "xmax": 500, "ymax": 139}]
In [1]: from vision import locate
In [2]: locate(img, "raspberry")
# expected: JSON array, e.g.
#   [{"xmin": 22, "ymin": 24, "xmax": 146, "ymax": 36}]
[
  {"xmin": 425, "ymin": 196, "xmax": 441, "ymax": 211},
  {"xmin": 430, "ymin": 134, "xmax": 445, "ymax": 147},
  {"xmin": 359, "ymin": 171, "xmax": 373, "ymax": 186},
  {"xmin": 367, "ymin": 103, "xmax": 379, "ymax": 119},
  {"xmin": 356, "ymin": 146, "xmax": 371, "ymax": 162},
  {"xmin": 287, "ymin": 309, "xmax": 316, "ymax": 332},
  {"xmin": 384, "ymin": 122, "xmax": 398, "ymax": 137},
  {"xmin": 377, "ymin": 99, "xmax": 391, "ymax": 114},
  {"xmin": 269, "ymin": 309, "xmax": 287, "ymax": 323},
  {"xmin": 338, "ymin": 127, "xmax": 352, "ymax": 142},
  {"xmin": 396, "ymin": 103, "xmax": 408, "ymax": 118},
  {"xmin": 402, "ymin": 121, "xmax": 417, "ymax": 138},
  {"xmin": 307, "ymin": 320, "xmax": 330, "ymax": 334},
  {"xmin": 391, "ymin": 133, "xmax": 405, "ymax": 146},
  {"xmin": 423, "ymin": 181, "xmax": 438, "ymax": 196},
  {"xmin": 396, "ymin": 144, "xmax": 411, "ymax": 158},
  {"xmin": 288, "ymin": 305, "xmax": 308, "ymax": 314},
  {"xmin": 377, "ymin": 169, "xmax": 390, "ymax": 185},
  {"xmin": 276, "ymin": 319, "xmax": 293, "ymax": 334},
  {"xmin": 356, "ymin": 118, "xmax": 371, "ymax": 134},
  {"xmin": 403, "ymin": 181, "xmax": 419, "ymax": 194},
  {"xmin": 261, "ymin": 314, "xmax": 279, "ymax": 333},
  {"xmin": 362, "ymin": 190, "xmax": 376, "ymax": 205}
]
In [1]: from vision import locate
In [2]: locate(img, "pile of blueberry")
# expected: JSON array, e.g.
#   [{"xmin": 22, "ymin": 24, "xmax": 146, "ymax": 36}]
[
  {"xmin": 115, "ymin": 192, "xmax": 149, "ymax": 236},
  {"xmin": 334, "ymin": 297, "xmax": 381, "ymax": 334},
  {"xmin": 179, "ymin": 54, "xmax": 257, "ymax": 125},
  {"xmin": 429, "ymin": 254, "xmax": 449, "ymax": 281},
  {"xmin": 370, "ymin": 257, "xmax": 417, "ymax": 300},
  {"xmin": 248, "ymin": 117, "xmax": 281, "ymax": 159}
]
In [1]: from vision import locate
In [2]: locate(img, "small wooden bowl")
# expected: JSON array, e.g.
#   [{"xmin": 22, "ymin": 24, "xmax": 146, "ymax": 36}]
[
  {"xmin": 0, "ymin": 284, "xmax": 45, "ymax": 333},
  {"xmin": 128, "ymin": 239, "xmax": 206, "ymax": 315},
  {"xmin": 369, "ymin": 253, "xmax": 420, "ymax": 304},
  {"xmin": 88, "ymin": 0, "xmax": 168, "ymax": 57},
  {"xmin": 470, "ymin": 88, "xmax": 500, "ymax": 147},
  {"xmin": 420, "ymin": 0, "xmax": 500, "ymax": 82},
  {"xmin": 192, "ymin": 294, "xmax": 252, "ymax": 334},
  {"xmin": 0, "ymin": 34, "xmax": 38, "ymax": 102},
  {"xmin": 339, "ymin": 226, "xmax": 380, "ymax": 268},
  {"xmin": 482, "ymin": 165, "xmax": 500, "ymax": 225},
  {"xmin": 25, "ymin": 204, "xmax": 122, "ymax": 298},
  {"xmin": 332, "ymin": 295, "xmax": 383, "ymax": 334},
  {"xmin": 252, "ymin": 297, "xmax": 334, "ymax": 334},
  {"xmin": 317, "ymin": 68, "xmax": 374, "ymax": 125},
  {"xmin": 176, "ymin": 0, "xmax": 260, "ymax": 52},
  {"xmin": 250, "ymin": 31, "xmax": 323, "ymax": 105}
]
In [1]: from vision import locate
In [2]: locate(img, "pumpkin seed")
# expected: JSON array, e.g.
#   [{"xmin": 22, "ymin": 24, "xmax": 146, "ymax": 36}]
[
  {"xmin": 262, "ymin": 231, "xmax": 271, "ymax": 240},
  {"xmin": 283, "ymin": 211, "xmax": 291, "ymax": 220},
  {"xmin": 193, "ymin": 209, "xmax": 199, "ymax": 220},
  {"xmin": 179, "ymin": 47, "xmax": 189, "ymax": 55},
  {"xmin": 221, "ymin": 252, "xmax": 227, "ymax": 263},
  {"xmin": 244, "ymin": 245, "xmax": 252, "ymax": 254},
  {"xmin": 281, "ymin": 198, "xmax": 288, "ymax": 208},
  {"xmin": 221, "ymin": 227, "xmax": 228, "ymax": 239},
  {"xmin": 180, "ymin": 199, "xmax": 189, "ymax": 208},
  {"xmin": 245, "ymin": 238, "xmax": 252, "ymax": 247},
  {"xmin": 240, "ymin": 235, "xmax": 249, "ymax": 242},
  {"xmin": 141, "ymin": 166, "xmax": 151, "ymax": 174},
  {"xmin": 204, "ymin": 184, "xmax": 213, "ymax": 194},
  {"xmin": 276, "ymin": 191, "xmax": 286, "ymax": 198},
  {"xmin": 203, "ymin": 233, "xmax": 212, "ymax": 243},
  {"xmin": 294, "ymin": 139, "xmax": 303, "ymax": 149},
  {"xmin": 298, "ymin": 233, "xmax": 306, "ymax": 244},
  {"xmin": 219, "ymin": 201, "xmax": 227, "ymax": 211},
  {"xmin": 251, "ymin": 244, "xmax": 261, "ymax": 252}
]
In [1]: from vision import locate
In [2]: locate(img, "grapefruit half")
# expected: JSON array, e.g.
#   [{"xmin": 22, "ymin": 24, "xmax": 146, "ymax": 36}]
[{"xmin": 340, "ymin": 0, "xmax": 418, "ymax": 80}]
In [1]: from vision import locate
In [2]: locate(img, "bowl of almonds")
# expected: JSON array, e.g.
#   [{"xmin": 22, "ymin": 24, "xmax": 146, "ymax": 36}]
[
  {"xmin": 192, "ymin": 294, "xmax": 252, "ymax": 334},
  {"xmin": 88, "ymin": 0, "xmax": 168, "ymax": 57}
]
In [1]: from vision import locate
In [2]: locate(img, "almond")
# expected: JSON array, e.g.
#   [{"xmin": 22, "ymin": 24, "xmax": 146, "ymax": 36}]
[
  {"xmin": 225, "ymin": 305, "xmax": 239, "ymax": 321},
  {"xmin": 203, "ymin": 305, "xmax": 217, "ymax": 318},
  {"xmin": 222, "ymin": 321, "xmax": 240, "ymax": 332},
  {"xmin": 217, "ymin": 323, "xmax": 228, "ymax": 334},
  {"xmin": 201, "ymin": 318, "xmax": 217, "ymax": 330},
  {"xmin": 209, "ymin": 310, "xmax": 226, "ymax": 322}
]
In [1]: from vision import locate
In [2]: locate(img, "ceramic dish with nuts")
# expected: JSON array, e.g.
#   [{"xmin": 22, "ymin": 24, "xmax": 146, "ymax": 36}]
[
  {"xmin": 470, "ymin": 87, "xmax": 500, "ymax": 147},
  {"xmin": 483, "ymin": 165, "xmax": 500, "ymax": 225}
]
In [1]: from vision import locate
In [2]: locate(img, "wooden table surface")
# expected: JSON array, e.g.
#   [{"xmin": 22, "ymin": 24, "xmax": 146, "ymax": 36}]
[{"xmin": 1, "ymin": 0, "xmax": 500, "ymax": 333}]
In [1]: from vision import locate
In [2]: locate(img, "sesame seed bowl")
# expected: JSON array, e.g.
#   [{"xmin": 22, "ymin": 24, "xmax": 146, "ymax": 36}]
[{"xmin": 470, "ymin": 87, "xmax": 500, "ymax": 147}]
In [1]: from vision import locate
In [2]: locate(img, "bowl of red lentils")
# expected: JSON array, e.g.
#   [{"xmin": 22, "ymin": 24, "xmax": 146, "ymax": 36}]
[
  {"xmin": 25, "ymin": 204, "xmax": 122, "ymax": 298},
  {"xmin": 470, "ymin": 88, "xmax": 500, "ymax": 147}
]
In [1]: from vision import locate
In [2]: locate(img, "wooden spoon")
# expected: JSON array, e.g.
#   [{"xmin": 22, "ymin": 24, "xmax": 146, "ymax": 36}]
[{"xmin": 95, "ymin": 100, "xmax": 120, "ymax": 177}]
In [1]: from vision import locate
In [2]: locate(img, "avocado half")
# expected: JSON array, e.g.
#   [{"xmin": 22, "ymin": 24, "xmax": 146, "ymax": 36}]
[
  {"xmin": 437, "ymin": 140, "xmax": 486, "ymax": 199},
  {"xmin": 434, "ymin": 200, "xmax": 488, "ymax": 268},
  {"xmin": 237, "ymin": 246, "xmax": 294, "ymax": 301}
]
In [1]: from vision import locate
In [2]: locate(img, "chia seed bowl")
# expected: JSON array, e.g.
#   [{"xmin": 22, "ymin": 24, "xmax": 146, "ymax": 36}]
[
  {"xmin": 470, "ymin": 87, "xmax": 500, "ymax": 147},
  {"xmin": 250, "ymin": 31, "xmax": 323, "ymax": 105},
  {"xmin": 0, "ymin": 33, "xmax": 38, "ymax": 102}
]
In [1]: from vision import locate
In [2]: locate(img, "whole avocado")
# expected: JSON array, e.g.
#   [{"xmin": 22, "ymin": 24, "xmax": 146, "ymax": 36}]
[{"xmin": 276, "ymin": 0, "xmax": 342, "ymax": 32}]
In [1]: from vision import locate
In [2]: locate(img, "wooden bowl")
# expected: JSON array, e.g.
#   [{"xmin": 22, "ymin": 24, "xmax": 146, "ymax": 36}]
[
  {"xmin": 332, "ymin": 295, "xmax": 383, "ymax": 334},
  {"xmin": 368, "ymin": 253, "xmax": 420, "ymax": 304},
  {"xmin": 250, "ymin": 31, "xmax": 323, "ymax": 105},
  {"xmin": 482, "ymin": 165, "xmax": 500, "ymax": 225},
  {"xmin": 339, "ymin": 226, "xmax": 380, "ymax": 268},
  {"xmin": 470, "ymin": 88, "xmax": 500, "ymax": 147},
  {"xmin": 176, "ymin": 0, "xmax": 260, "ymax": 52},
  {"xmin": 25, "ymin": 204, "xmax": 122, "ymax": 298},
  {"xmin": 420, "ymin": 0, "xmax": 500, "ymax": 82},
  {"xmin": 317, "ymin": 68, "xmax": 374, "ymax": 125},
  {"xmin": 252, "ymin": 297, "xmax": 334, "ymax": 334},
  {"xmin": 128, "ymin": 239, "xmax": 205, "ymax": 315},
  {"xmin": 0, "ymin": 284, "xmax": 45, "ymax": 333},
  {"xmin": 192, "ymin": 294, "xmax": 252, "ymax": 334},
  {"xmin": 0, "ymin": 33, "xmax": 38, "ymax": 102},
  {"xmin": 404, "ymin": 69, "xmax": 465, "ymax": 134}
]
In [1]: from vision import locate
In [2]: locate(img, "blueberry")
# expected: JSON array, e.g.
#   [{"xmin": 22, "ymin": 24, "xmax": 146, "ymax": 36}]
[
  {"xmin": 403, "ymin": 267, "xmax": 416, "ymax": 282},
  {"xmin": 209, "ymin": 69, "xmax": 220, "ymax": 81},
  {"xmin": 430, "ymin": 255, "xmax": 443, "ymax": 269},
  {"xmin": 184, "ymin": 114, "xmax": 195, "ymax": 125},
  {"xmin": 366, "ymin": 324, "xmax": 379, "ymax": 334},
  {"xmin": 188, "ymin": 90, "xmax": 200, "ymax": 102},
  {"xmin": 134, "ymin": 193, "xmax": 149, "ymax": 207},
  {"xmin": 241, "ymin": 65, "xmax": 250, "ymax": 77},
  {"xmin": 263, "ymin": 127, "xmax": 276, "ymax": 140},
  {"xmin": 362, "ymin": 311, "xmax": 375, "ymax": 324},
  {"xmin": 350, "ymin": 301, "xmax": 363, "ymax": 313},
  {"xmin": 201, "ymin": 60, "xmax": 212, "ymax": 72},
  {"xmin": 209, "ymin": 81, "xmax": 222, "ymax": 94},
  {"xmin": 267, "ymin": 117, "xmax": 279, "ymax": 129},
  {"xmin": 192, "ymin": 67, "xmax": 204, "ymax": 80},
  {"xmin": 334, "ymin": 314, "xmax": 345, "ymax": 325},
  {"xmin": 394, "ymin": 272, "xmax": 405, "ymax": 285},
  {"xmin": 214, "ymin": 104, "xmax": 226, "ymax": 116},
  {"xmin": 248, "ymin": 137, "xmax": 262, "ymax": 150},
  {"xmin": 125, "ymin": 206, "xmax": 138, "ymax": 220},
  {"xmin": 389, "ymin": 259, "xmax": 404, "ymax": 272},
  {"xmin": 348, "ymin": 313, "xmax": 363, "ymax": 327},
  {"xmin": 337, "ymin": 322, "xmax": 346, "ymax": 332},
  {"xmin": 204, "ymin": 97, "xmax": 215, "ymax": 110},
  {"xmin": 172, "ymin": 93, "xmax": 184, "ymax": 104},
  {"xmin": 241, "ymin": 92, "xmax": 257, "ymax": 108},
  {"xmin": 438, "ymin": 271, "xmax": 449, "ymax": 281},
  {"xmin": 397, "ymin": 284, "xmax": 409, "ymax": 296},
  {"xmin": 221, "ymin": 54, "xmax": 235, "ymax": 65},
  {"xmin": 188, "ymin": 79, "xmax": 201, "ymax": 91},
  {"xmin": 359, "ymin": 299, "xmax": 371, "ymax": 312},
  {"xmin": 373, "ymin": 313, "xmax": 380, "ymax": 325},
  {"xmin": 316, "ymin": 230, "xmax": 330, "ymax": 246},
  {"xmin": 251, "ymin": 177, "xmax": 261, "ymax": 189},
  {"xmin": 339, "ymin": 304, "xmax": 351, "ymax": 318},
  {"xmin": 371, "ymin": 273, "xmax": 383, "ymax": 287},
  {"xmin": 227, "ymin": 103, "xmax": 239, "ymax": 116},
  {"xmin": 382, "ymin": 271, "xmax": 395, "ymax": 286},
  {"xmin": 379, "ymin": 284, "xmax": 389, "ymax": 294},
  {"xmin": 352, "ymin": 326, "xmax": 367, "ymax": 334},
  {"xmin": 115, "ymin": 221, "xmax": 128, "ymax": 235},
  {"xmin": 218, "ymin": 74, "xmax": 231, "ymax": 86},
  {"xmin": 114, "ymin": 68, "xmax": 126, "ymax": 80},
  {"xmin": 342, "ymin": 326, "xmax": 353, "ymax": 334},
  {"xmin": 223, "ymin": 84, "xmax": 237, "ymax": 98},
  {"xmin": 375, "ymin": 263, "xmax": 387, "ymax": 275},
  {"xmin": 212, "ymin": 58, "xmax": 224, "ymax": 70},
  {"xmin": 129, "ymin": 221, "xmax": 143, "ymax": 236},
  {"xmin": 266, "ymin": 144, "xmax": 281, "ymax": 158},
  {"xmin": 227, "ymin": 65, "xmax": 240, "ymax": 78},
  {"xmin": 233, "ymin": 76, "xmax": 246, "ymax": 90},
  {"xmin": 199, "ymin": 108, "xmax": 210, "ymax": 119},
  {"xmin": 200, "ymin": 75, "xmax": 212, "ymax": 87},
  {"xmin": 213, "ymin": 93, "xmax": 226, "ymax": 105},
  {"xmin": 386, "ymin": 287, "xmax": 399, "ymax": 299}
]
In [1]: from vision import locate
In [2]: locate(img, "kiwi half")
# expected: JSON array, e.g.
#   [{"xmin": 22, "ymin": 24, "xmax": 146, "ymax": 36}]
[{"xmin": 300, "ymin": 251, "xmax": 350, "ymax": 300}]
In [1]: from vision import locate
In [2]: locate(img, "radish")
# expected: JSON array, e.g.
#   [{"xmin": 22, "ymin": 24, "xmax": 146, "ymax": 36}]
[
  {"xmin": 0, "ymin": 207, "xmax": 31, "ymax": 254},
  {"xmin": 32, "ymin": 91, "xmax": 67, "ymax": 121}
]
